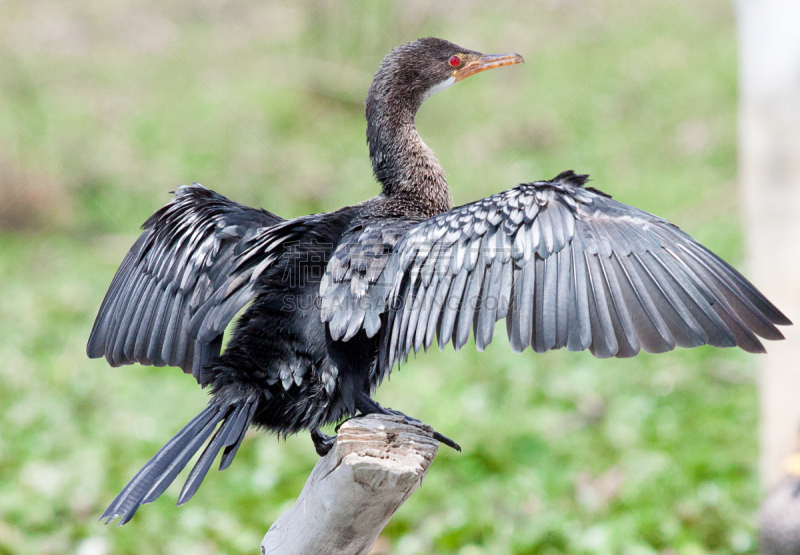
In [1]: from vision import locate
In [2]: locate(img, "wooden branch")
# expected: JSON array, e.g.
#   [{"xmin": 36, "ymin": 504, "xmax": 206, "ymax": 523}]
[{"xmin": 261, "ymin": 414, "xmax": 439, "ymax": 555}]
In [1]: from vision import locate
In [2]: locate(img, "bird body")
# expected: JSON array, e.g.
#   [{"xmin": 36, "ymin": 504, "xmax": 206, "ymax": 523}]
[{"xmin": 87, "ymin": 38, "xmax": 791, "ymax": 524}]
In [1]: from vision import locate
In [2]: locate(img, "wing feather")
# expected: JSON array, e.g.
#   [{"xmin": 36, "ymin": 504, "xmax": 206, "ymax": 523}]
[
  {"xmin": 649, "ymin": 250, "xmax": 735, "ymax": 347},
  {"xmin": 439, "ymin": 268, "xmax": 469, "ymax": 351},
  {"xmin": 623, "ymin": 253, "xmax": 675, "ymax": 353},
  {"xmin": 87, "ymin": 185, "xmax": 283, "ymax": 381},
  {"xmin": 456, "ymin": 252, "xmax": 485, "ymax": 350},
  {"xmin": 598, "ymin": 254, "xmax": 640, "ymax": 357},
  {"xmin": 475, "ymin": 261, "xmax": 500, "ymax": 352},
  {"xmin": 679, "ymin": 242, "xmax": 784, "ymax": 340},
  {"xmin": 415, "ymin": 278, "xmax": 438, "ymax": 353},
  {"xmin": 317, "ymin": 171, "xmax": 789, "ymax": 374},
  {"xmin": 426, "ymin": 273, "xmax": 452, "ymax": 351},
  {"xmin": 634, "ymin": 251, "xmax": 707, "ymax": 348},
  {"xmin": 540, "ymin": 255, "xmax": 558, "ymax": 352},
  {"xmin": 555, "ymin": 248, "xmax": 572, "ymax": 349},
  {"xmin": 585, "ymin": 252, "xmax": 619, "ymax": 358},
  {"xmin": 567, "ymin": 233, "xmax": 592, "ymax": 351}
]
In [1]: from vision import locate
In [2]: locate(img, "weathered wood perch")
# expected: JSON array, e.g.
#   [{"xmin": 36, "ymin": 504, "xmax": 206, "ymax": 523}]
[{"xmin": 261, "ymin": 414, "xmax": 439, "ymax": 555}]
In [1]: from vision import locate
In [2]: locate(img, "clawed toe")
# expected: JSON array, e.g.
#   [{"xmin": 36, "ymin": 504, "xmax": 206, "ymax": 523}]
[
  {"xmin": 310, "ymin": 428, "xmax": 337, "ymax": 457},
  {"xmin": 385, "ymin": 407, "xmax": 422, "ymax": 425},
  {"xmin": 382, "ymin": 409, "xmax": 461, "ymax": 452},
  {"xmin": 354, "ymin": 393, "xmax": 461, "ymax": 453},
  {"xmin": 432, "ymin": 430, "xmax": 461, "ymax": 452}
]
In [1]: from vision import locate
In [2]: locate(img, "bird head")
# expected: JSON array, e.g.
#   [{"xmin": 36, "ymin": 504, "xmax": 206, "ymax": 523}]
[
  {"xmin": 365, "ymin": 38, "xmax": 523, "ymax": 201},
  {"xmin": 367, "ymin": 38, "xmax": 524, "ymax": 115}
]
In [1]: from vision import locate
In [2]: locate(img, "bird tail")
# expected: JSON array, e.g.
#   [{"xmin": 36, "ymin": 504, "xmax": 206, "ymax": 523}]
[{"xmin": 101, "ymin": 394, "xmax": 259, "ymax": 525}]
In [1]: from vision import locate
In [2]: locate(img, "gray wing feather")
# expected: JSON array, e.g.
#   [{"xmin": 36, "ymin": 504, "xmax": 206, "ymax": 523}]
[
  {"xmin": 320, "ymin": 219, "xmax": 418, "ymax": 342},
  {"xmin": 554, "ymin": 248, "xmax": 572, "ymax": 349},
  {"xmin": 415, "ymin": 278, "xmax": 438, "ymax": 354},
  {"xmin": 585, "ymin": 251, "xmax": 619, "ymax": 358},
  {"xmin": 87, "ymin": 185, "xmax": 283, "ymax": 383},
  {"xmin": 351, "ymin": 171, "xmax": 789, "ymax": 374},
  {"xmin": 457, "ymin": 254, "xmax": 485, "ymax": 350},
  {"xmin": 439, "ymin": 268, "xmax": 468, "ymax": 351},
  {"xmin": 475, "ymin": 261, "xmax": 499, "ymax": 352},
  {"xmin": 540, "ymin": 255, "xmax": 558, "ymax": 352},
  {"xmin": 426, "ymin": 273, "xmax": 452, "ymax": 351},
  {"xmin": 506, "ymin": 263, "xmax": 526, "ymax": 353}
]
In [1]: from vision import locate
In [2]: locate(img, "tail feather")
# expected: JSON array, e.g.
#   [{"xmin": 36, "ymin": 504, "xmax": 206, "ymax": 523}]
[
  {"xmin": 177, "ymin": 403, "xmax": 247, "ymax": 505},
  {"xmin": 101, "ymin": 403, "xmax": 221, "ymax": 524},
  {"xmin": 220, "ymin": 401, "xmax": 258, "ymax": 471},
  {"xmin": 101, "ymin": 396, "xmax": 258, "ymax": 525},
  {"xmin": 138, "ymin": 408, "xmax": 224, "ymax": 507}
]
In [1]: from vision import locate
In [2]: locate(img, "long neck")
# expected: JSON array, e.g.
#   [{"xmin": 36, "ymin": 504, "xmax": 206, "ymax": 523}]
[{"xmin": 366, "ymin": 87, "xmax": 453, "ymax": 217}]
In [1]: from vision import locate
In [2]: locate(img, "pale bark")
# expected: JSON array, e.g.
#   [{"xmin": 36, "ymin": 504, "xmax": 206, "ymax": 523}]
[
  {"xmin": 261, "ymin": 414, "xmax": 438, "ymax": 555},
  {"xmin": 736, "ymin": 0, "xmax": 800, "ymax": 489}
]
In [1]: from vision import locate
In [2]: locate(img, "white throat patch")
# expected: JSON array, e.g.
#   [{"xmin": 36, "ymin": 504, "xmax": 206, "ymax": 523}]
[{"xmin": 422, "ymin": 76, "xmax": 456, "ymax": 101}]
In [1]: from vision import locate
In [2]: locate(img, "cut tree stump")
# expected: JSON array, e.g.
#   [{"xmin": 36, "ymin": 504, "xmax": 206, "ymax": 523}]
[{"xmin": 261, "ymin": 414, "xmax": 439, "ymax": 555}]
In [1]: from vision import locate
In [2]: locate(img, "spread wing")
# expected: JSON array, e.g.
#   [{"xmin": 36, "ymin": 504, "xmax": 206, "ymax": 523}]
[
  {"xmin": 320, "ymin": 218, "xmax": 420, "ymax": 342},
  {"xmin": 87, "ymin": 185, "xmax": 283, "ymax": 383},
  {"xmin": 351, "ymin": 171, "xmax": 790, "ymax": 371}
]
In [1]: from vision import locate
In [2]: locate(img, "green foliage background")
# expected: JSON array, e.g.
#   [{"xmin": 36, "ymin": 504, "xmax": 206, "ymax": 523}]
[{"xmin": 0, "ymin": 0, "xmax": 761, "ymax": 553}]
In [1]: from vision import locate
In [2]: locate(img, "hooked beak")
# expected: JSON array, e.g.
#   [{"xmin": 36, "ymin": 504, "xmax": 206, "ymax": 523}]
[{"xmin": 453, "ymin": 53, "xmax": 524, "ymax": 82}]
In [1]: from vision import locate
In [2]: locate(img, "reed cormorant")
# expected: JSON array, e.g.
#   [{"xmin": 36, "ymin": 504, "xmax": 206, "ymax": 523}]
[{"xmin": 87, "ymin": 37, "xmax": 791, "ymax": 524}]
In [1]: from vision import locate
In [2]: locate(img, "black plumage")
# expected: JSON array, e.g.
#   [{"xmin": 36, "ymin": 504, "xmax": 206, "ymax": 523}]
[{"xmin": 88, "ymin": 37, "xmax": 791, "ymax": 524}]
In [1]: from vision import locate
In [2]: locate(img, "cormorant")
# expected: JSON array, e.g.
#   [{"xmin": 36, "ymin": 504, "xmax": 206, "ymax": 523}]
[{"xmin": 87, "ymin": 38, "xmax": 791, "ymax": 525}]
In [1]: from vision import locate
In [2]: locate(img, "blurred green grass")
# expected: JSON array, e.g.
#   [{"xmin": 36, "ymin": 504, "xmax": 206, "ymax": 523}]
[{"xmin": 0, "ymin": 1, "xmax": 760, "ymax": 554}]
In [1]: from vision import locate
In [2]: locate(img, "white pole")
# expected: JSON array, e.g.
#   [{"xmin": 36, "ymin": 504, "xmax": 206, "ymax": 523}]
[{"xmin": 736, "ymin": 0, "xmax": 800, "ymax": 489}]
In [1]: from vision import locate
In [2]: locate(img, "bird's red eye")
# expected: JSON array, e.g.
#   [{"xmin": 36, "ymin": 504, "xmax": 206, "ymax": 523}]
[{"xmin": 449, "ymin": 56, "xmax": 461, "ymax": 67}]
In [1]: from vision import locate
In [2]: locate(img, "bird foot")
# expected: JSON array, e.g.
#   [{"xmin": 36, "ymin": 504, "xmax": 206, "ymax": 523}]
[
  {"xmin": 384, "ymin": 407, "xmax": 461, "ymax": 452},
  {"xmin": 355, "ymin": 393, "xmax": 461, "ymax": 452},
  {"xmin": 310, "ymin": 428, "xmax": 337, "ymax": 457}
]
